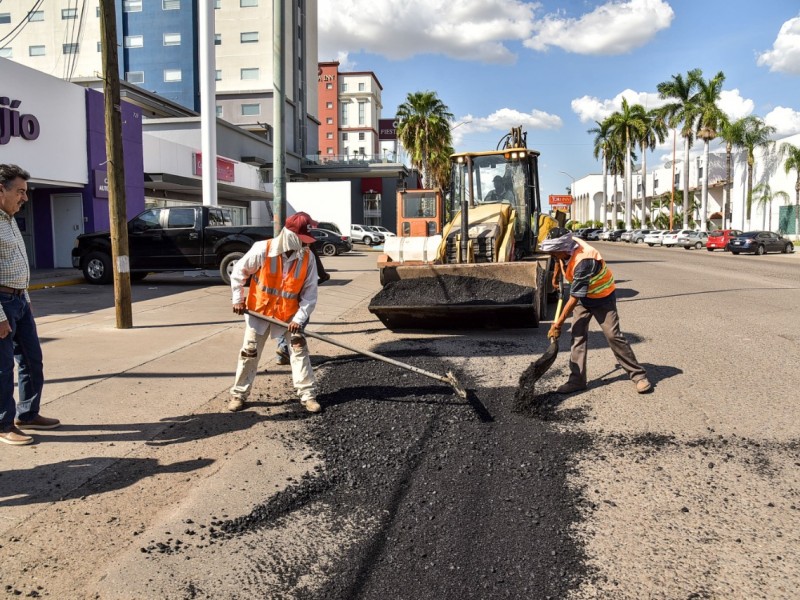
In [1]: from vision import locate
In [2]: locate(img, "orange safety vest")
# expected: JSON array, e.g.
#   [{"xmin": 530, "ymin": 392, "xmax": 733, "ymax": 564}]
[
  {"xmin": 246, "ymin": 241, "xmax": 311, "ymax": 322},
  {"xmin": 561, "ymin": 238, "xmax": 616, "ymax": 299}
]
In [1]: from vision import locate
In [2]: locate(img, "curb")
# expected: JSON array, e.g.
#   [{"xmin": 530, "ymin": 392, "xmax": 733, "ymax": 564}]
[{"xmin": 29, "ymin": 278, "xmax": 85, "ymax": 291}]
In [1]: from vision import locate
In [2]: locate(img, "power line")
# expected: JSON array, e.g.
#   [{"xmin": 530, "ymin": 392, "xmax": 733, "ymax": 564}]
[{"xmin": 0, "ymin": 0, "xmax": 46, "ymax": 47}]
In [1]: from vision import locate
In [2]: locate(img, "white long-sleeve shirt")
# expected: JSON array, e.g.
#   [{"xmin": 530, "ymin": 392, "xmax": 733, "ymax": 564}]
[{"xmin": 230, "ymin": 241, "xmax": 318, "ymax": 336}]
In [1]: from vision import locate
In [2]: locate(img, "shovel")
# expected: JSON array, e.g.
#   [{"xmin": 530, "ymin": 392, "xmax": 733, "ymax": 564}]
[
  {"xmin": 528, "ymin": 280, "xmax": 565, "ymax": 382},
  {"xmin": 246, "ymin": 311, "xmax": 467, "ymax": 399}
]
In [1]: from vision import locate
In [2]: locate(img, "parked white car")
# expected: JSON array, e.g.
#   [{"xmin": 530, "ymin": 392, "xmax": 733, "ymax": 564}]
[
  {"xmin": 369, "ymin": 225, "xmax": 396, "ymax": 238},
  {"xmin": 662, "ymin": 229, "xmax": 693, "ymax": 247},
  {"xmin": 350, "ymin": 224, "xmax": 385, "ymax": 246},
  {"xmin": 643, "ymin": 230, "xmax": 667, "ymax": 246}
]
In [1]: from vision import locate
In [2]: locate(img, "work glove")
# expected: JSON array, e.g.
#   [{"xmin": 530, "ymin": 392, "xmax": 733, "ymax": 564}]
[{"xmin": 548, "ymin": 323, "xmax": 561, "ymax": 340}]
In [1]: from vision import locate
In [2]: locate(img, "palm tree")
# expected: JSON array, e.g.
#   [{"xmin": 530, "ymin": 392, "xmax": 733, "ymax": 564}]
[
  {"xmin": 739, "ymin": 116, "xmax": 776, "ymax": 229},
  {"xmin": 638, "ymin": 109, "xmax": 668, "ymax": 226},
  {"xmin": 607, "ymin": 136, "xmax": 627, "ymax": 228},
  {"xmin": 395, "ymin": 91, "xmax": 454, "ymax": 188},
  {"xmin": 751, "ymin": 183, "xmax": 790, "ymax": 230},
  {"xmin": 694, "ymin": 71, "xmax": 727, "ymax": 231},
  {"xmin": 588, "ymin": 118, "xmax": 614, "ymax": 228},
  {"xmin": 657, "ymin": 69, "xmax": 701, "ymax": 229},
  {"xmin": 779, "ymin": 142, "xmax": 800, "ymax": 239},
  {"xmin": 428, "ymin": 143, "xmax": 455, "ymax": 192},
  {"xmin": 607, "ymin": 98, "xmax": 648, "ymax": 229},
  {"xmin": 717, "ymin": 118, "xmax": 748, "ymax": 229}
]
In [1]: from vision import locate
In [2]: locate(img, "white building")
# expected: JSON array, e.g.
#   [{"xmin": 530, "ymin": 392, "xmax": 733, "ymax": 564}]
[{"xmin": 571, "ymin": 134, "xmax": 800, "ymax": 236}]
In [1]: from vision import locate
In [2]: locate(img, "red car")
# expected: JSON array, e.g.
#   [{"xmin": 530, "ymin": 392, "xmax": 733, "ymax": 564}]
[{"xmin": 706, "ymin": 229, "xmax": 742, "ymax": 251}]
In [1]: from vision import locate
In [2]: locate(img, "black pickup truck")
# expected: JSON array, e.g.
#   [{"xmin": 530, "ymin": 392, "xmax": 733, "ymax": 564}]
[{"xmin": 72, "ymin": 206, "xmax": 272, "ymax": 285}]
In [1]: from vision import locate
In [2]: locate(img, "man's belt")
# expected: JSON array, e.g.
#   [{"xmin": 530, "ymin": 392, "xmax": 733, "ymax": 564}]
[{"xmin": 0, "ymin": 286, "xmax": 26, "ymax": 296}]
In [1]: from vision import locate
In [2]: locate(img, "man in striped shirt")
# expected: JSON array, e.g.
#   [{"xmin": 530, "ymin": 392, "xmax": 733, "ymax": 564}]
[{"xmin": 0, "ymin": 164, "xmax": 60, "ymax": 446}]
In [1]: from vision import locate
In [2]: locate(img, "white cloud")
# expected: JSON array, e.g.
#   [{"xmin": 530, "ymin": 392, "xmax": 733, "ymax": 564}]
[
  {"xmin": 571, "ymin": 89, "xmax": 665, "ymax": 123},
  {"xmin": 450, "ymin": 108, "xmax": 562, "ymax": 145},
  {"xmin": 318, "ymin": 0, "xmax": 537, "ymax": 65},
  {"xmin": 524, "ymin": 0, "xmax": 674, "ymax": 55},
  {"xmin": 765, "ymin": 106, "xmax": 800, "ymax": 136},
  {"xmin": 718, "ymin": 89, "xmax": 755, "ymax": 120},
  {"xmin": 757, "ymin": 16, "xmax": 800, "ymax": 75}
]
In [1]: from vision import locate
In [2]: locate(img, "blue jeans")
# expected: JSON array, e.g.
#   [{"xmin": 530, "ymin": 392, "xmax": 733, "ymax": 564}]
[{"xmin": 0, "ymin": 294, "xmax": 44, "ymax": 426}]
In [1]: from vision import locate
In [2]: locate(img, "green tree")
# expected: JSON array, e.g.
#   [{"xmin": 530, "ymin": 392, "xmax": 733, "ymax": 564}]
[
  {"xmin": 717, "ymin": 118, "xmax": 748, "ymax": 229},
  {"xmin": 607, "ymin": 136, "xmax": 627, "ymax": 229},
  {"xmin": 740, "ymin": 116, "xmax": 776, "ymax": 228},
  {"xmin": 588, "ymin": 118, "xmax": 614, "ymax": 228},
  {"xmin": 638, "ymin": 109, "xmax": 668, "ymax": 226},
  {"xmin": 396, "ymin": 91, "xmax": 454, "ymax": 188},
  {"xmin": 752, "ymin": 183, "xmax": 790, "ymax": 231},
  {"xmin": 607, "ymin": 98, "xmax": 648, "ymax": 229},
  {"xmin": 694, "ymin": 71, "xmax": 728, "ymax": 231},
  {"xmin": 779, "ymin": 142, "xmax": 800, "ymax": 238},
  {"xmin": 428, "ymin": 143, "xmax": 454, "ymax": 192},
  {"xmin": 657, "ymin": 68, "xmax": 701, "ymax": 229}
]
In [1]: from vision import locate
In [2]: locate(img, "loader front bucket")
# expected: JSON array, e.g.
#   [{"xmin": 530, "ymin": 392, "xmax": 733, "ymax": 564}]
[{"xmin": 370, "ymin": 259, "xmax": 549, "ymax": 331}]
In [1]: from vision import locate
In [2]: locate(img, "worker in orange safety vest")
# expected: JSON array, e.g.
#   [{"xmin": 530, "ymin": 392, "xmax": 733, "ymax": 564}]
[{"xmin": 229, "ymin": 212, "xmax": 321, "ymax": 413}]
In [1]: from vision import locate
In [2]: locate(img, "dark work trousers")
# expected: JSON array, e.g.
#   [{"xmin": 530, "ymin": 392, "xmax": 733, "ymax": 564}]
[
  {"xmin": 311, "ymin": 246, "xmax": 327, "ymax": 278},
  {"xmin": 0, "ymin": 293, "xmax": 44, "ymax": 426},
  {"xmin": 567, "ymin": 298, "xmax": 647, "ymax": 386}
]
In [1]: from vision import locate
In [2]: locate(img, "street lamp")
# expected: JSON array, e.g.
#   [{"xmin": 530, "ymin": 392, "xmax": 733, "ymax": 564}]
[{"xmin": 450, "ymin": 120, "xmax": 472, "ymax": 131}]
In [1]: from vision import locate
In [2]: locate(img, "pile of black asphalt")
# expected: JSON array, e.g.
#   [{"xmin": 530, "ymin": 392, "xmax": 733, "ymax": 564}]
[
  {"xmin": 209, "ymin": 349, "xmax": 592, "ymax": 599},
  {"xmin": 369, "ymin": 275, "xmax": 535, "ymax": 306}
]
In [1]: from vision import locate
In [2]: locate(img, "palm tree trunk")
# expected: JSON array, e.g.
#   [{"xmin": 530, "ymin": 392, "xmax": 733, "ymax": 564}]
[
  {"xmin": 625, "ymin": 135, "xmax": 632, "ymax": 229},
  {"xmin": 641, "ymin": 151, "xmax": 648, "ymax": 226},
  {"xmin": 746, "ymin": 157, "xmax": 754, "ymax": 229},
  {"xmin": 683, "ymin": 136, "xmax": 690, "ymax": 229},
  {"xmin": 700, "ymin": 141, "xmax": 709, "ymax": 231},
  {"xmin": 602, "ymin": 155, "xmax": 608, "ymax": 227},
  {"xmin": 612, "ymin": 176, "xmax": 618, "ymax": 227}
]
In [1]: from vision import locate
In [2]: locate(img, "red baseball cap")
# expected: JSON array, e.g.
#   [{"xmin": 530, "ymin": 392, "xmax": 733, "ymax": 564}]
[{"xmin": 284, "ymin": 212, "xmax": 318, "ymax": 244}]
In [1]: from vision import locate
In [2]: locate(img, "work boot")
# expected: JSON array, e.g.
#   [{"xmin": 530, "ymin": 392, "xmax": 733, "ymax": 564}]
[
  {"xmin": 635, "ymin": 378, "xmax": 653, "ymax": 394},
  {"xmin": 0, "ymin": 425, "xmax": 33, "ymax": 446},
  {"xmin": 555, "ymin": 381, "xmax": 587, "ymax": 394},
  {"xmin": 301, "ymin": 397, "xmax": 322, "ymax": 413},
  {"xmin": 318, "ymin": 273, "xmax": 331, "ymax": 285},
  {"xmin": 275, "ymin": 348, "xmax": 290, "ymax": 366},
  {"xmin": 228, "ymin": 397, "xmax": 247, "ymax": 412},
  {"xmin": 15, "ymin": 415, "xmax": 61, "ymax": 430}
]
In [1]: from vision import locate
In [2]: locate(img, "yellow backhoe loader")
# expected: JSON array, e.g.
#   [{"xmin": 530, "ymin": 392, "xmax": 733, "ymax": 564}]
[{"xmin": 371, "ymin": 128, "xmax": 564, "ymax": 330}]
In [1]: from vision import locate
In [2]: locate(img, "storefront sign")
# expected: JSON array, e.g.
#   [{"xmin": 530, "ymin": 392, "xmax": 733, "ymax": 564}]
[
  {"xmin": 379, "ymin": 118, "xmax": 398, "ymax": 140},
  {"xmin": 0, "ymin": 97, "xmax": 41, "ymax": 145},
  {"xmin": 94, "ymin": 169, "xmax": 109, "ymax": 198},
  {"xmin": 548, "ymin": 194, "xmax": 573, "ymax": 206},
  {"xmin": 193, "ymin": 153, "xmax": 236, "ymax": 183}
]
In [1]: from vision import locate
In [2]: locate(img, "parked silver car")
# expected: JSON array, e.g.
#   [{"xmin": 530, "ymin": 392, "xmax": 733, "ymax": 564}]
[
  {"xmin": 662, "ymin": 229, "xmax": 693, "ymax": 247},
  {"xmin": 677, "ymin": 230, "xmax": 709, "ymax": 249},
  {"xmin": 628, "ymin": 229, "xmax": 652, "ymax": 244}
]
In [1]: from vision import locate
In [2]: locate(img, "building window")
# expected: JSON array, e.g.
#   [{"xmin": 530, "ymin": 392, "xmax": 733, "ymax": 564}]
[
  {"xmin": 240, "ymin": 0, "xmax": 258, "ymax": 6},
  {"xmin": 359, "ymin": 146, "xmax": 365, "ymax": 155},
  {"xmin": 358, "ymin": 132, "xmax": 365, "ymax": 140},
  {"xmin": 358, "ymin": 101, "xmax": 365, "ymax": 125},
  {"xmin": 653, "ymin": 177, "xmax": 659, "ymax": 190},
  {"xmin": 341, "ymin": 104, "xmax": 348, "ymax": 126},
  {"xmin": 123, "ymin": 0, "xmax": 142, "ymax": 12},
  {"xmin": 124, "ymin": 35, "xmax": 143, "ymax": 48},
  {"xmin": 342, "ymin": 83, "xmax": 348, "ymax": 92},
  {"xmin": 215, "ymin": 69, "xmax": 222, "ymax": 81},
  {"xmin": 326, "ymin": 101, "xmax": 333, "ymax": 109},
  {"xmin": 164, "ymin": 68, "xmax": 182, "ymax": 82},
  {"xmin": 240, "ymin": 31, "xmax": 258, "ymax": 43},
  {"xmin": 126, "ymin": 71, "xmax": 145, "ymax": 84},
  {"xmin": 358, "ymin": 82, "xmax": 365, "ymax": 91},
  {"xmin": 343, "ymin": 147, "xmax": 349, "ymax": 156},
  {"xmin": 63, "ymin": 43, "xmax": 79, "ymax": 54},
  {"xmin": 216, "ymin": 105, "xmax": 223, "ymax": 117},
  {"xmin": 326, "ymin": 117, "xmax": 333, "ymax": 124},
  {"xmin": 241, "ymin": 104, "xmax": 260, "ymax": 116},
  {"xmin": 214, "ymin": 0, "xmax": 221, "ymax": 7},
  {"xmin": 97, "ymin": 41, "xmax": 102, "ymax": 52},
  {"xmin": 96, "ymin": 6, "xmax": 100, "ymax": 17},
  {"xmin": 240, "ymin": 68, "xmax": 259, "ymax": 80},
  {"xmin": 62, "ymin": 8, "xmax": 78, "ymax": 19},
  {"xmin": 326, "ymin": 132, "xmax": 333, "ymax": 139},
  {"xmin": 0, "ymin": 14, "xmax": 10, "ymax": 24},
  {"xmin": 162, "ymin": 0, "xmax": 180, "ymax": 9},
  {"xmin": 325, "ymin": 83, "xmax": 333, "ymax": 90},
  {"xmin": 214, "ymin": 34, "xmax": 221, "ymax": 45},
  {"xmin": 342, "ymin": 133, "xmax": 348, "ymax": 141},
  {"xmin": 29, "ymin": 45, "xmax": 46, "ymax": 57},
  {"xmin": 327, "ymin": 147, "xmax": 334, "ymax": 155},
  {"xmin": 163, "ymin": 33, "xmax": 181, "ymax": 46},
  {"xmin": 0, "ymin": 48, "xmax": 11, "ymax": 58},
  {"xmin": 28, "ymin": 11, "xmax": 44, "ymax": 22}
]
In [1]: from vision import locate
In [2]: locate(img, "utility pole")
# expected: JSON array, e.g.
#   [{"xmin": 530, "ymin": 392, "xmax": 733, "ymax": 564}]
[
  {"xmin": 99, "ymin": 0, "xmax": 132, "ymax": 329},
  {"xmin": 272, "ymin": 0, "xmax": 286, "ymax": 234}
]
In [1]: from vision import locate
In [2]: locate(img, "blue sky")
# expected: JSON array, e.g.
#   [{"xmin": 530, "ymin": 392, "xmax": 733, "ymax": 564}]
[{"xmin": 318, "ymin": 0, "xmax": 800, "ymax": 196}]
